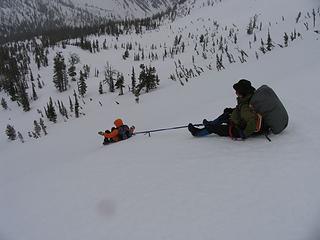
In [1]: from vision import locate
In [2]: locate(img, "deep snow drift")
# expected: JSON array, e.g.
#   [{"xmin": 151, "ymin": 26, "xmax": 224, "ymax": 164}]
[{"xmin": 1, "ymin": 0, "xmax": 320, "ymax": 240}]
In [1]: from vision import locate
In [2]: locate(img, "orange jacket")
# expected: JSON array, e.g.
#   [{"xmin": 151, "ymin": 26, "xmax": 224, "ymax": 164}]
[{"xmin": 103, "ymin": 119, "xmax": 123, "ymax": 141}]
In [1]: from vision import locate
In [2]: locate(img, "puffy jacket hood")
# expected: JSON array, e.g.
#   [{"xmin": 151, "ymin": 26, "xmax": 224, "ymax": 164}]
[{"xmin": 114, "ymin": 118, "xmax": 124, "ymax": 128}]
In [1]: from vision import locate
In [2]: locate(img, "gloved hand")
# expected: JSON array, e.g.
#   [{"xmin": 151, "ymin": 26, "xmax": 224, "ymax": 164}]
[
  {"xmin": 224, "ymin": 107, "xmax": 234, "ymax": 114},
  {"xmin": 239, "ymin": 129, "xmax": 247, "ymax": 140},
  {"xmin": 98, "ymin": 131, "xmax": 104, "ymax": 136}
]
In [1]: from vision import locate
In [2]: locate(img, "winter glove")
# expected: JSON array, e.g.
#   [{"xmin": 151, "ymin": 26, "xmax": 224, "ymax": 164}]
[
  {"xmin": 223, "ymin": 107, "xmax": 234, "ymax": 114},
  {"xmin": 98, "ymin": 131, "xmax": 104, "ymax": 136},
  {"xmin": 231, "ymin": 128, "xmax": 246, "ymax": 141},
  {"xmin": 238, "ymin": 129, "xmax": 247, "ymax": 140}
]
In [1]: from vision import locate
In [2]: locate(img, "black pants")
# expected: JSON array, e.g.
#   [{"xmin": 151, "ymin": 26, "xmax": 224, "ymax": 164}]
[{"xmin": 193, "ymin": 111, "xmax": 242, "ymax": 138}]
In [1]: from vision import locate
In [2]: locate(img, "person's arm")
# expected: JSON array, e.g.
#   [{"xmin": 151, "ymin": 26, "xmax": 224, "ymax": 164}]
[
  {"xmin": 103, "ymin": 129, "xmax": 119, "ymax": 138},
  {"xmin": 241, "ymin": 105, "xmax": 258, "ymax": 138}
]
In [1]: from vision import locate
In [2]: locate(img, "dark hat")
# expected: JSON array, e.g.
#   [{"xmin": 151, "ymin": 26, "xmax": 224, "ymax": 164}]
[{"xmin": 233, "ymin": 79, "xmax": 255, "ymax": 96}]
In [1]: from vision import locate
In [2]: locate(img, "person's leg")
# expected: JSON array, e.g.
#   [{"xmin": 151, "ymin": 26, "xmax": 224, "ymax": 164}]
[
  {"xmin": 203, "ymin": 111, "xmax": 230, "ymax": 127},
  {"xmin": 205, "ymin": 124, "xmax": 230, "ymax": 137},
  {"xmin": 103, "ymin": 138, "xmax": 110, "ymax": 145},
  {"xmin": 188, "ymin": 111, "xmax": 230, "ymax": 137},
  {"xmin": 205, "ymin": 123, "xmax": 244, "ymax": 138},
  {"xmin": 103, "ymin": 130, "xmax": 111, "ymax": 145},
  {"xmin": 188, "ymin": 123, "xmax": 210, "ymax": 137}
]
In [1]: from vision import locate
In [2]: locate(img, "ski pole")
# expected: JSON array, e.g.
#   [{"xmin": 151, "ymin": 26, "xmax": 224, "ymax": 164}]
[{"xmin": 134, "ymin": 124, "xmax": 203, "ymax": 137}]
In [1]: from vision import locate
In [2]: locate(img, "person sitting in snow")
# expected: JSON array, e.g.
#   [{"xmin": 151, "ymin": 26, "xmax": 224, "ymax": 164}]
[
  {"xmin": 188, "ymin": 79, "xmax": 264, "ymax": 140},
  {"xmin": 98, "ymin": 118, "xmax": 135, "ymax": 145}
]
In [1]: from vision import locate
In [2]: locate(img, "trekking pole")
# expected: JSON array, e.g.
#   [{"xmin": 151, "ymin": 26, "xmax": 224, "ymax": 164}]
[{"xmin": 134, "ymin": 124, "xmax": 203, "ymax": 137}]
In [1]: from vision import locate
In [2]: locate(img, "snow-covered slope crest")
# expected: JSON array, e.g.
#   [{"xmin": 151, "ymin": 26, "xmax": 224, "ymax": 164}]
[
  {"xmin": 0, "ymin": 0, "xmax": 104, "ymax": 40},
  {"xmin": 0, "ymin": 0, "xmax": 178, "ymax": 42},
  {"xmin": 75, "ymin": 0, "xmax": 176, "ymax": 18},
  {"xmin": 1, "ymin": 0, "xmax": 320, "ymax": 240}
]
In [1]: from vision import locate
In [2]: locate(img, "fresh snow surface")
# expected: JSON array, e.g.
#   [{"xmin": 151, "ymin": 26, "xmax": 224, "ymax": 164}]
[{"xmin": 1, "ymin": 0, "xmax": 320, "ymax": 240}]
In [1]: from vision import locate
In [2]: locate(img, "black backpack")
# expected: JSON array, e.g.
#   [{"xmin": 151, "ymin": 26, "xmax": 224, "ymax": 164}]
[
  {"xmin": 118, "ymin": 125, "xmax": 131, "ymax": 140},
  {"xmin": 250, "ymin": 85, "xmax": 289, "ymax": 134}
]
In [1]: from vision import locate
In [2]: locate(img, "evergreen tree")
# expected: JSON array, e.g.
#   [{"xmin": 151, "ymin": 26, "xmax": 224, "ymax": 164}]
[
  {"xmin": 32, "ymin": 82, "xmax": 38, "ymax": 101},
  {"xmin": 68, "ymin": 65, "xmax": 77, "ymax": 81},
  {"xmin": 53, "ymin": 52, "xmax": 68, "ymax": 92},
  {"xmin": 7, "ymin": 81, "xmax": 17, "ymax": 101},
  {"xmin": 34, "ymin": 120, "xmax": 41, "ymax": 137},
  {"xmin": 18, "ymin": 131, "xmax": 24, "ymax": 143},
  {"xmin": 69, "ymin": 96, "xmax": 74, "ymax": 112},
  {"xmin": 30, "ymin": 72, "xmax": 34, "ymax": 82},
  {"xmin": 131, "ymin": 67, "xmax": 136, "ymax": 93},
  {"xmin": 123, "ymin": 49, "xmax": 130, "ymax": 59},
  {"xmin": 99, "ymin": 81, "xmax": 103, "ymax": 94},
  {"xmin": 266, "ymin": 30, "xmax": 274, "ymax": 51},
  {"xmin": 136, "ymin": 65, "xmax": 160, "ymax": 94},
  {"xmin": 1, "ymin": 98, "xmax": 8, "ymax": 110},
  {"xmin": 78, "ymin": 70, "xmax": 87, "ymax": 97},
  {"xmin": 37, "ymin": 78, "xmax": 42, "ymax": 89},
  {"xmin": 103, "ymin": 39, "xmax": 107, "ymax": 49},
  {"xmin": 104, "ymin": 62, "xmax": 115, "ymax": 92},
  {"xmin": 39, "ymin": 118, "xmax": 48, "ymax": 135},
  {"xmin": 61, "ymin": 102, "xmax": 68, "ymax": 119},
  {"xmin": 47, "ymin": 97, "xmax": 57, "ymax": 123},
  {"xmin": 115, "ymin": 73, "xmax": 125, "ymax": 95},
  {"xmin": 83, "ymin": 65, "xmax": 90, "ymax": 78},
  {"xmin": 247, "ymin": 18, "xmax": 254, "ymax": 35},
  {"xmin": 5, "ymin": 124, "xmax": 16, "ymax": 140},
  {"xmin": 74, "ymin": 91, "xmax": 79, "ymax": 118},
  {"xmin": 284, "ymin": 32, "xmax": 289, "ymax": 47},
  {"xmin": 17, "ymin": 81, "xmax": 30, "ymax": 112},
  {"xmin": 57, "ymin": 100, "xmax": 63, "ymax": 116},
  {"xmin": 69, "ymin": 53, "xmax": 80, "ymax": 65}
]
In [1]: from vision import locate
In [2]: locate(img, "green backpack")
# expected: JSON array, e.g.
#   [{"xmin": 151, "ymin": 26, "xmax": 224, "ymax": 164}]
[{"xmin": 250, "ymin": 85, "xmax": 289, "ymax": 134}]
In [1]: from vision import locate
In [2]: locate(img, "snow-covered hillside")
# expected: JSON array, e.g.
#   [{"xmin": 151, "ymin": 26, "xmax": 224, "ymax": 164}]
[
  {"xmin": 75, "ymin": 0, "xmax": 176, "ymax": 18},
  {"xmin": 0, "ymin": 0, "xmax": 178, "ymax": 43},
  {"xmin": 1, "ymin": 0, "xmax": 320, "ymax": 240}
]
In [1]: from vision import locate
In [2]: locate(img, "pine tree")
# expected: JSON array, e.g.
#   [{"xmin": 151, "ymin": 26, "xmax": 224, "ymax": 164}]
[
  {"xmin": 115, "ymin": 73, "xmax": 125, "ymax": 95},
  {"xmin": 68, "ymin": 65, "xmax": 77, "ymax": 81},
  {"xmin": 78, "ymin": 70, "xmax": 87, "ymax": 97},
  {"xmin": 32, "ymin": 132, "xmax": 39, "ymax": 139},
  {"xmin": 136, "ymin": 65, "xmax": 160, "ymax": 94},
  {"xmin": 17, "ymin": 81, "xmax": 30, "ymax": 112},
  {"xmin": 30, "ymin": 72, "xmax": 34, "ymax": 82},
  {"xmin": 37, "ymin": 78, "xmax": 43, "ymax": 89},
  {"xmin": 131, "ymin": 67, "xmax": 136, "ymax": 93},
  {"xmin": 1, "ymin": 98, "xmax": 8, "ymax": 110},
  {"xmin": 34, "ymin": 120, "xmax": 41, "ymax": 137},
  {"xmin": 39, "ymin": 118, "xmax": 47, "ymax": 135},
  {"xmin": 123, "ymin": 49, "xmax": 130, "ymax": 59},
  {"xmin": 266, "ymin": 30, "xmax": 274, "ymax": 51},
  {"xmin": 83, "ymin": 65, "xmax": 90, "ymax": 78},
  {"xmin": 69, "ymin": 96, "xmax": 73, "ymax": 112},
  {"xmin": 18, "ymin": 131, "xmax": 24, "ymax": 143},
  {"xmin": 74, "ymin": 91, "xmax": 79, "ymax": 118},
  {"xmin": 104, "ymin": 62, "xmax": 115, "ymax": 92},
  {"xmin": 99, "ymin": 81, "xmax": 103, "ymax": 94},
  {"xmin": 284, "ymin": 32, "xmax": 289, "ymax": 47},
  {"xmin": 247, "ymin": 18, "xmax": 254, "ymax": 35},
  {"xmin": 32, "ymin": 82, "xmax": 38, "ymax": 101},
  {"xmin": 47, "ymin": 97, "xmax": 57, "ymax": 123},
  {"xmin": 5, "ymin": 124, "xmax": 16, "ymax": 140},
  {"xmin": 53, "ymin": 52, "xmax": 68, "ymax": 92},
  {"xmin": 62, "ymin": 102, "xmax": 68, "ymax": 119},
  {"xmin": 58, "ymin": 100, "xmax": 63, "ymax": 116},
  {"xmin": 69, "ymin": 53, "xmax": 80, "ymax": 65}
]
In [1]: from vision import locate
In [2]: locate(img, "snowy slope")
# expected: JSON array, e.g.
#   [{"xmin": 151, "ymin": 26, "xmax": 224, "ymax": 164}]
[
  {"xmin": 1, "ymin": 0, "xmax": 320, "ymax": 240},
  {"xmin": 75, "ymin": 0, "xmax": 176, "ymax": 18},
  {"xmin": 0, "ymin": 0, "xmax": 177, "ymax": 36}
]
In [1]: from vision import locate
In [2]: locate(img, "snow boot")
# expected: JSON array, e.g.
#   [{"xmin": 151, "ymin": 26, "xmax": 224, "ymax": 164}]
[{"xmin": 188, "ymin": 123, "xmax": 200, "ymax": 136}]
